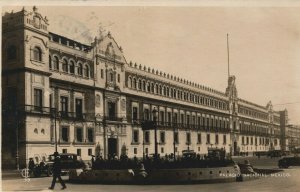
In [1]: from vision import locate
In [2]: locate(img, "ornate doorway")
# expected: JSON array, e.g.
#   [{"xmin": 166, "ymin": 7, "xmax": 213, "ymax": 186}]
[{"xmin": 108, "ymin": 138, "xmax": 117, "ymax": 159}]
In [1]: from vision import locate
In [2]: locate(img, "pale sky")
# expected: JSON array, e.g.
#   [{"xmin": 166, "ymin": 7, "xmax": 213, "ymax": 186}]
[{"xmin": 3, "ymin": 4, "xmax": 300, "ymax": 124}]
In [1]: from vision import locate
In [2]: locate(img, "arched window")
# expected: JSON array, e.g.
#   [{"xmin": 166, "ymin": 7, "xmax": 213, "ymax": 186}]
[
  {"xmin": 128, "ymin": 77, "xmax": 132, "ymax": 88},
  {"xmin": 33, "ymin": 46, "xmax": 42, "ymax": 61},
  {"xmin": 53, "ymin": 56, "xmax": 59, "ymax": 70},
  {"xmin": 147, "ymin": 82, "xmax": 150, "ymax": 92},
  {"xmin": 159, "ymin": 85, "xmax": 162, "ymax": 95},
  {"xmin": 7, "ymin": 45, "xmax": 17, "ymax": 61},
  {"xmin": 69, "ymin": 61, "xmax": 75, "ymax": 74},
  {"xmin": 84, "ymin": 64, "xmax": 90, "ymax": 77},
  {"xmin": 138, "ymin": 79, "xmax": 142, "ymax": 90},
  {"xmin": 151, "ymin": 83, "xmax": 154, "ymax": 93},
  {"xmin": 133, "ymin": 78, "xmax": 137, "ymax": 89},
  {"xmin": 109, "ymin": 72, "xmax": 114, "ymax": 82},
  {"xmin": 49, "ymin": 55, "xmax": 52, "ymax": 69},
  {"xmin": 62, "ymin": 59, "xmax": 68, "ymax": 72},
  {"xmin": 163, "ymin": 86, "xmax": 166, "ymax": 96},
  {"xmin": 142, "ymin": 80, "xmax": 146, "ymax": 91},
  {"xmin": 155, "ymin": 84, "xmax": 159, "ymax": 94},
  {"xmin": 78, "ymin": 63, "xmax": 83, "ymax": 76}
]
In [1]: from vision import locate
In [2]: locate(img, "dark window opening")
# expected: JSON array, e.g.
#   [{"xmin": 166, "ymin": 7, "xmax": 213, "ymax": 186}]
[
  {"xmin": 133, "ymin": 130, "xmax": 139, "ymax": 143},
  {"xmin": 61, "ymin": 127, "xmax": 69, "ymax": 142},
  {"xmin": 132, "ymin": 107, "xmax": 138, "ymax": 121},
  {"xmin": 76, "ymin": 128, "xmax": 83, "ymax": 142},
  {"xmin": 33, "ymin": 46, "xmax": 42, "ymax": 61},
  {"xmin": 108, "ymin": 102, "xmax": 116, "ymax": 120},
  {"xmin": 75, "ymin": 98, "xmax": 83, "ymax": 118},
  {"xmin": 88, "ymin": 129, "xmax": 94, "ymax": 142},
  {"xmin": 34, "ymin": 89, "xmax": 43, "ymax": 111}
]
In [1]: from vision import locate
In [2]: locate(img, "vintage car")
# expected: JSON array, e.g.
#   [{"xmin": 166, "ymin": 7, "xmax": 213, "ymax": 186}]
[
  {"xmin": 47, "ymin": 153, "xmax": 86, "ymax": 173},
  {"xmin": 278, "ymin": 156, "xmax": 300, "ymax": 168}
]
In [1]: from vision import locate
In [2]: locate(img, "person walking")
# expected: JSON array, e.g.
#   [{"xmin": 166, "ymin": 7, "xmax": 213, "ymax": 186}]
[{"xmin": 49, "ymin": 152, "xmax": 66, "ymax": 190}]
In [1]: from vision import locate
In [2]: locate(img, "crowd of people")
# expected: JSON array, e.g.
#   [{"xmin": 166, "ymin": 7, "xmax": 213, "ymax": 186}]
[{"xmin": 91, "ymin": 150, "xmax": 234, "ymax": 170}]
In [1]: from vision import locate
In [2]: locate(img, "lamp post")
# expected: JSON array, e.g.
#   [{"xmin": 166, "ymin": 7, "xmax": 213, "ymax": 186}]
[{"xmin": 152, "ymin": 108, "xmax": 158, "ymax": 160}]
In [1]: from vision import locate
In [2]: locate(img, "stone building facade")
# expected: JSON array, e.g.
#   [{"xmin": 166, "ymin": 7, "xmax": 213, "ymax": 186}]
[{"xmin": 2, "ymin": 7, "xmax": 284, "ymax": 168}]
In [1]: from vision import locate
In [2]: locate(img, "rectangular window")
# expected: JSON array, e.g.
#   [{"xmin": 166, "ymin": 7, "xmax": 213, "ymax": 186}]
[
  {"xmin": 134, "ymin": 148, "xmax": 137, "ymax": 154},
  {"xmin": 145, "ymin": 148, "xmax": 148, "ymax": 154},
  {"xmin": 186, "ymin": 132, "xmax": 191, "ymax": 144},
  {"xmin": 206, "ymin": 134, "xmax": 210, "ymax": 144},
  {"xmin": 62, "ymin": 149, "xmax": 67, "ymax": 153},
  {"xmin": 133, "ymin": 130, "xmax": 139, "ymax": 143},
  {"xmin": 160, "ymin": 111, "xmax": 165, "ymax": 125},
  {"xmin": 215, "ymin": 134, "xmax": 219, "ymax": 144},
  {"xmin": 88, "ymin": 148, "xmax": 92, "ymax": 156},
  {"xmin": 187, "ymin": 115, "xmax": 190, "ymax": 126},
  {"xmin": 251, "ymin": 137, "xmax": 253, "ymax": 145},
  {"xmin": 75, "ymin": 98, "xmax": 83, "ymax": 118},
  {"xmin": 161, "ymin": 147, "xmax": 164, "ymax": 153},
  {"xmin": 192, "ymin": 116, "xmax": 196, "ymax": 126},
  {"xmin": 144, "ymin": 131, "xmax": 150, "ymax": 143},
  {"xmin": 87, "ymin": 128, "xmax": 94, "ymax": 142},
  {"xmin": 77, "ymin": 149, "xmax": 81, "ymax": 156},
  {"xmin": 61, "ymin": 127, "xmax": 69, "ymax": 142},
  {"xmin": 101, "ymin": 69, "xmax": 104, "ymax": 78},
  {"xmin": 60, "ymin": 96, "xmax": 68, "ymax": 116},
  {"xmin": 246, "ymin": 137, "xmax": 249, "ymax": 145},
  {"xmin": 49, "ymin": 94, "xmax": 53, "ymax": 109},
  {"xmin": 242, "ymin": 136, "xmax": 245, "ymax": 145},
  {"xmin": 197, "ymin": 133, "xmax": 201, "ymax": 144},
  {"xmin": 174, "ymin": 132, "xmax": 179, "ymax": 144},
  {"xmin": 118, "ymin": 74, "xmax": 120, "ymax": 83},
  {"xmin": 108, "ymin": 102, "xmax": 116, "ymax": 120},
  {"xmin": 168, "ymin": 112, "xmax": 172, "ymax": 126},
  {"xmin": 76, "ymin": 128, "xmax": 83, "ymax": 142},
  {"xmin": 181, "ymin": 114, "xmax": 184, "ymax": 125},
  {"xmin": 132, "ymin": 107, "xmax": 138, "ymax": 121},
  {"xmin": 34, "ymin": 89, "xmax": 43, "ymax": 111},
  {"xmin": 223, "ymin": 134, "xmax": 226, "ymax": 144},
  {"xmin": 144, "ymin": 108, "xmax": 149, "ymax": 120},
  {"xmin": 174, "ymin": 113, "xmax": 178, "ymax": 124},
  {"xmin": 160, "ymin": 131, "xmax": 165, "ymax": 143}
]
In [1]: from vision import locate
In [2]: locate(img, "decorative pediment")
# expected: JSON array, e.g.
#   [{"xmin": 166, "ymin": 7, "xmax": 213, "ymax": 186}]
[{"xmin": 95, "ymin": 34, "xmax": 126, "ymax": 64}]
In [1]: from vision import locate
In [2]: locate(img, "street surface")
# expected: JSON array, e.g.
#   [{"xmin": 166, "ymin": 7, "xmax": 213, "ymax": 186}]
[{"xmin": 2, "ymin": 156, "xmax": 300, "ymax": 192}]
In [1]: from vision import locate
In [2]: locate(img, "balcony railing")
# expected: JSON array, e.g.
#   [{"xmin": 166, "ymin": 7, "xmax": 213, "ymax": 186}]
[
  {"xmin": 58, "ymin": 111, "xmax": 86, "ymax": 120},
  {"xmin": 105, "ymin": 116, "xmax": 123, "ymax": 122}
]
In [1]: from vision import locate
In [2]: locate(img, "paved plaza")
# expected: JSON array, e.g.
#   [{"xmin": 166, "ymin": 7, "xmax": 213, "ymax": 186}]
[{"xmin": 2, "ymin": 157, "xmax": 300, "ymax": 192}]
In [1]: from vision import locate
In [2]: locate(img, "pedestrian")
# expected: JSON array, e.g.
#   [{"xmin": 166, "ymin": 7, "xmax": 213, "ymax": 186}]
[{"xmin": 49, "ymin": 152, "xmax": 66, "ymax": 190}]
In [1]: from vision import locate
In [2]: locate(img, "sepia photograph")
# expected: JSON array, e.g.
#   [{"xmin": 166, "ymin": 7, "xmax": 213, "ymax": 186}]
[{"xmin": 1, "ymin": 1, "xmax": 300, "ymax": 191}]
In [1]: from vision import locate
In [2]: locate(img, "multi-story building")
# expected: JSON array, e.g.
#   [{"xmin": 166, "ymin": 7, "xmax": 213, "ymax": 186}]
[
  {"xmin": 1, "ymin": 7, "xmax": 284, "ymax": 168},
  {"xmin": 286, "ymin": 124, "xmax": 300, "ymax": 150}
]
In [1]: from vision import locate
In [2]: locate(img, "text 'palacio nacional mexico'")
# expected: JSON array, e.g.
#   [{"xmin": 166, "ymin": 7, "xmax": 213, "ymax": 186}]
[{"xmin": 2, "ymin": 7, "xmax": 291, "ymax": 168}]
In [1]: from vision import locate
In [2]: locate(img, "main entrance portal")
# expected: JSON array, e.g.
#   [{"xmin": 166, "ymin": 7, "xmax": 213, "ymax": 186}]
[{"xmin": 108, "ymin": 138, "xmax": 117, "ymax": 158}]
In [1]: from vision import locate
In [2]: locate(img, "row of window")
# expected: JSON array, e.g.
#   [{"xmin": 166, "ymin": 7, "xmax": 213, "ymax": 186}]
[
  {"xmin": 132, "ymin": 105, "xmax": 229, "ymax": 128},
  {"xmin": 49, "ymin": 55, "xmax": 91, "ymax": 78},
  {"xmin": 128, "ymin": 75, "xmax": 228, "ymax": 110},
  {"xmin": 241, "ymin": 136, "xmax": 277, "ymax": 146},
  {"xmin": 60, "ymin": 127, "xmax": 94, "ymax": 143},
  {"xmin": 133, "ymin": 130, "xmax": 227, "ymax": 145},
  {"xmin": 61, "ymin": 148, "xmax": 93, "ymax": 157},
  {"xmin": 34, "ymin": 88, "xmax": 85, "ymax": 118},
  {"xmin": 239, "ymin": 122, "xmax": 269, "ymax": 135},
  {"xmin": 238, "ymin": 106, "xmax": 268, "ymax": 120}
]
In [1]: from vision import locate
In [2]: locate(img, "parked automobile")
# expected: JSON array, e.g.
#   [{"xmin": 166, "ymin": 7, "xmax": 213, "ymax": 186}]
[
  {"xmin": 46, "ymin": 153, "xmax": 86, "ymax": 173},
  {"xmin": 278, "ymin": 156, "xmax": 300, "ymax": 168}
]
